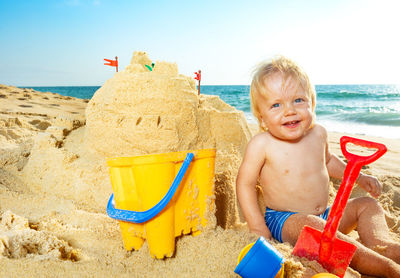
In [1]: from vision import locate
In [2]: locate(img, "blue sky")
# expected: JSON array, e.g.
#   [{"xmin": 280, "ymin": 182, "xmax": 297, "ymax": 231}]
[{"xmin": 1, "ymin": 0, "xmax": 399, "ymax": 86}]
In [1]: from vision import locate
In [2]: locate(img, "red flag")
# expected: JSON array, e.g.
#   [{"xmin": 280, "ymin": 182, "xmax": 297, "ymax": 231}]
[
  {"xmin": 104, "ymin": 56, "xmax": 118, "ymax": 72},
  {"xmin": 104, "ymin": 59, "xmax": 117, "ymax": 67},
  {"xmin": 194, "ymin": 70, "xmax": 201, "ymax": 81},
  {"xmin": 194, "ymin": 70, "xmax": 201, "ymax": 95}
]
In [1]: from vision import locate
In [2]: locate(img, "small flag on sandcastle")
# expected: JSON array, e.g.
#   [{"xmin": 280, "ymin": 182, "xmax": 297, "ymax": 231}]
[
  {"xmin": 194, "ymin": 70, "xmax": 201, "ymax": 95},
  {"xmin": 104, "ymin": 56, "xmax": 118, "ymax": 72}
]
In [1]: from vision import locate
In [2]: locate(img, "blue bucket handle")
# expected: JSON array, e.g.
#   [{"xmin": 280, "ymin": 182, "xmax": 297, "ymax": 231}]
[{"xmin": 107, "ymin": 152, "xmax": 194, "ymax": 223}]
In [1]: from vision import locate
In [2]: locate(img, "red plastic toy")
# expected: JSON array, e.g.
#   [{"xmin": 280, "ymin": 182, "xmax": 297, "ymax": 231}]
[{"xmin": 293, "ymin": 136, "xmax": 387, "ymax": 277}]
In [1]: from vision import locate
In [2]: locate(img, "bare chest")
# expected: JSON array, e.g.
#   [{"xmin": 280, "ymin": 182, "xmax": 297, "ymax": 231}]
[
  {"xmin": 259, "ymin": 138, "xmax": 330, "ymax": 213},
  {"xmin": 266, "ymin": 140, "xmax": 325, "ymax": 174}
]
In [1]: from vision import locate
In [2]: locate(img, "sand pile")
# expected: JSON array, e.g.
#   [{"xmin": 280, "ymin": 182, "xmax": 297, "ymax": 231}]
[
  {"xmin": 86, "ymin": 51, "xmax": 250, "ymax": 160},
  {"xmin": 0, "ymin": 85, "xmax": 86, "ymax": 171},
  {"xmin": 19, "ymin": 51, "xmax": 252, "ymax": 226},
  {"xmin": 84, "ymin": 51, "xmax": 252, "ymax": 226},
  {"xmin": 0, "ymin": 211, "xmax": 78, "ymax": 261}
]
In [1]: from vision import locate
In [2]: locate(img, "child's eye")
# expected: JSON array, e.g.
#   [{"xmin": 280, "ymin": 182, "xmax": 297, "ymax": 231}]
[
  {"xmin": 271, "ymin": 103, "xmax": 280, "ymax": 108},
  {"xmin": 294, "ymin": 98, "xmax": 304, "ymax": 103}
]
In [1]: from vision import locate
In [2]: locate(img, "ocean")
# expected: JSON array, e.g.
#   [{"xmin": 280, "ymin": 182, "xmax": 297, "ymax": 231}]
[{"xmin": 27, "ymin": 84, "xmax": 400, "ymax": 139}]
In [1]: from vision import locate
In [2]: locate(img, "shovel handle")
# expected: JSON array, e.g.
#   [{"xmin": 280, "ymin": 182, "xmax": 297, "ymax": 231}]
[
  {"xmin": 340, "ymin": 136, "xmax": 387, "ymax": 166},
  {"xmin": 320, "ymin": 136, "xmax": 387, "ymax": 261}
]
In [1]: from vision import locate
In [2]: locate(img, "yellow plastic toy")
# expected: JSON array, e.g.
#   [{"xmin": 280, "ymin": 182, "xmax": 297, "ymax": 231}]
[
  {"xmin": 106, "ymin": 149, "xmax": 216, "ymax": 259},
  {"xmin": 311, "ymin": 274, "xmax": 339, "ymax": 278}
]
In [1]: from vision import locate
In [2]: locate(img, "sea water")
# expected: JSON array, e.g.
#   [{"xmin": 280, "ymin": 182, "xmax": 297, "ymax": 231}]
[{"xmin": 27, "ymin": 84, "xmax": 400, "ymax": 139}]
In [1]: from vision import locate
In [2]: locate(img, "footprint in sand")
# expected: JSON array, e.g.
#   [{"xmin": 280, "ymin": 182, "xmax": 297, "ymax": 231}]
[
  {"xmin": 0, "ymin": 129, "xmax": 21, "ymax": 140},
  {"xmin": 29, "ymin": 119, "xmax": 51, "ymax": 130}
]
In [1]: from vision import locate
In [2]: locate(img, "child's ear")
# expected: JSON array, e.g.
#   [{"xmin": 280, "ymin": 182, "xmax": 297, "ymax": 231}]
[{"xmin": 260, "ymin": 118, "xmax": 267, "ymax": 129}]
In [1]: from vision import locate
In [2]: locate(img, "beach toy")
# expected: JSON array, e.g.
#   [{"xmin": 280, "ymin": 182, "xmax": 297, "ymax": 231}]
[
  {"xmin": 234, "ymin": 237, "xmax": 285, "ymax": 278},
  {"xmin": 107, "ymin": 152, "xmax": 193, "ymax": 223},
  {"xmin": 194, "ymin": 70, "xmax": 201, "ymax": 95},
  {"xmin": 311, "ymin": 274, "xmax": 339, "ymax": 278},
  {"xmin": 145, "ymin": 64, "xmax": 153, "ymax": 71},
  {"xmin": 104, "ymin": 56, "xmax": 118, "ymax": 72},
  {"xmin": 293, "ymin": 136, "xmax": 387, "ymax": 278},
  {"xmin": 106, "ymin": 149, "xmax": 216, "ymax": 259}
]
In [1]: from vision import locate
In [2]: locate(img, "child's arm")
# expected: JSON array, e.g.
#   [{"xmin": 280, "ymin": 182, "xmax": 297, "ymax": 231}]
[
  {"xmin": 236, "ymin": 135, "xmax": 272, "ymax": 239},
  {"xmin": 325, "ymin": 138, "xmax": 382, "ymax": 198}
]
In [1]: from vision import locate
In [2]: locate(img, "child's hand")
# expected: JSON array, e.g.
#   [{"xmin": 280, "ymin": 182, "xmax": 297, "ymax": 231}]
[{"xmin": 357, "ymin": 173, "xmax": 382, "ymax": 198}]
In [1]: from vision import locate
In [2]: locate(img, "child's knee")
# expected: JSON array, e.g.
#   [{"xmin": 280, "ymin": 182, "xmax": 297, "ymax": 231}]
[{"xmin": 357, "ymin": 196, "xmax": 383, "ymax": 212}]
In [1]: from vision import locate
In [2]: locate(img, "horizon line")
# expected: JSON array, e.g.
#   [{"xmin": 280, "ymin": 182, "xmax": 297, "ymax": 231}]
[{"xmin": 12, "ymin": 83, "xmax": 400, "ymax": 88}]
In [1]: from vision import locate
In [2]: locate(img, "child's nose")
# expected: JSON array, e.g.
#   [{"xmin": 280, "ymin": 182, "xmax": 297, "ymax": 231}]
[{"xmin": 284, "ymin": 103, "xmax": 296, "ymax": 115}]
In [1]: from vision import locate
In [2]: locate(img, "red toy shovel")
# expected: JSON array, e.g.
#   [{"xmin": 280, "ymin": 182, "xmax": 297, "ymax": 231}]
[{"xmin": 292, "ymin": 136, "xmax": 387, "ymax": 277}]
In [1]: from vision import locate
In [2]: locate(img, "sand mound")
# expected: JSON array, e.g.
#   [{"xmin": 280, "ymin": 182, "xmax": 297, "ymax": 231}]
[
  {"xmin": 84, "ymin": 51, "xmax": 251, "ymax": 226},
  {"xmin": 19, "ymin": 52, "xmax": 251, "ymax": 227},
  {"xmin": 21, "ymin": 131, "xmax": 110, "ymax": 211},
  {"xmin": 0, "ymin": 84, "xmax": 86, "ymax": 175},
  {"xmin": 85, "ymin": 51, "xmax": 250, "ymax": 163},
  {"xmin": 0, "ymin": 211, "xmax": 78, "ymax": 261}
]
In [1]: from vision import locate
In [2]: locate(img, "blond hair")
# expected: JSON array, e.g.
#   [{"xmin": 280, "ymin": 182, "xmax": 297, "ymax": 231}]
[{"xmin": 250, "ymin": 56, "xmax": 316, "ymax": 131}]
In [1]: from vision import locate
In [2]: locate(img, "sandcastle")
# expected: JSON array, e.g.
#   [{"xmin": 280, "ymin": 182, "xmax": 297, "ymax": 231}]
[
  {"xmin": 85, "ymin": 51, "xmax": 252, "ymax": 227},
  {"xmin": 22, "ymin": 51, "xmax": 252, "ymax": 228},
  {"xmin": 85, "ymin": 51, "xmax": 250, "ymax": 161}
]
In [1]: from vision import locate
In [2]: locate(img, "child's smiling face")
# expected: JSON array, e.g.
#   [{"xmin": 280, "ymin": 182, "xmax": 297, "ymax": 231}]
[{"xmin": 257, "ymin": 72, "xmax": 315, "ymax": 141}]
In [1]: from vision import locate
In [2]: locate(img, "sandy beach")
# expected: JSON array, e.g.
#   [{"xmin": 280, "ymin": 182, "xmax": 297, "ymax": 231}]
[{"xmin": 1, "ymin": 53, "xmax": 399, "ymax": 278}]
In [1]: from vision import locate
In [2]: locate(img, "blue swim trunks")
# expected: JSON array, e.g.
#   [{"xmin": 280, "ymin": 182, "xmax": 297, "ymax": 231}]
[{"xmin": 264, "ymin": 207, "xmax": 330, "ymax": 243}]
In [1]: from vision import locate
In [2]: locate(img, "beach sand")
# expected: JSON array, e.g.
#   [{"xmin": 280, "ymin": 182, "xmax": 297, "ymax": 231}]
[{"xmin": 1, "ymin": 52, "xmax": 399, "ymax": 278}]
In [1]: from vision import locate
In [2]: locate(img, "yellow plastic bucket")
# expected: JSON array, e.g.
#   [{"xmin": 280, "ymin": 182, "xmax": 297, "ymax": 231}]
[{"xmin": 107, "ymin": 149, "xmax": 216, "ymax": 259}]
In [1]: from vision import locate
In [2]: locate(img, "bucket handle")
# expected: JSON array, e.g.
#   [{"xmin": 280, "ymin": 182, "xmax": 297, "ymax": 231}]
[{"xmin": 106, "ymin": 152, "xmax": 194, "ymax": 223}]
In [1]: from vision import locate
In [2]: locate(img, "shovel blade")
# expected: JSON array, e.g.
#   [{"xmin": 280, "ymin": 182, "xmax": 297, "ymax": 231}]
[{"xmin": 293, "ymin": 226, "xmax": 357, "ymax": 278}]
